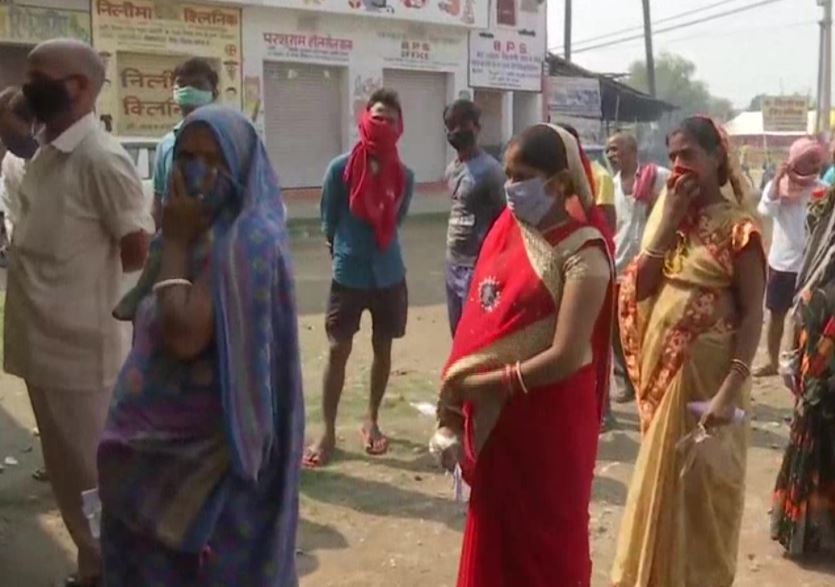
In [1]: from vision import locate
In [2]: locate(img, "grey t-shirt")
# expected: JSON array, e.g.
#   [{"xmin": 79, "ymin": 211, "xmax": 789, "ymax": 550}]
[{"xmin": 446, "ymin": 151, "xmax": 506, "ymax": 266}]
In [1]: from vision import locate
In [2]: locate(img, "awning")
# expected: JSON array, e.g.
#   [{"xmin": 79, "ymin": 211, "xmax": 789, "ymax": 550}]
[{"xmin": 547, "ymin": 54, "xmax": 676, "ymax": 123}]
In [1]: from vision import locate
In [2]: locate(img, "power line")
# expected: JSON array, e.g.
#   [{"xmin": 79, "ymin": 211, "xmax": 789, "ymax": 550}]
[
  {"xmin": 553, "ymin": 0, "xmax": 749, "ymax": 51},
  {"xmin": 568, "ymin": 0, "xmax": 791, "ymax": 55},
  {"xmin": 585, "ymin": 19, "xmax": 815, "ymax": 53}
]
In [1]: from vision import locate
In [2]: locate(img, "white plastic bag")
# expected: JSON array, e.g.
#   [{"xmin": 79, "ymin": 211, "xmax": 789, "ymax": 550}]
[
  {"xmin": 81, "ymin": 488, "xmax": 101, "ymax": 540},
  {"xmin": 675, "ymin": 424, "xmax": 742, "ymax": 487}
]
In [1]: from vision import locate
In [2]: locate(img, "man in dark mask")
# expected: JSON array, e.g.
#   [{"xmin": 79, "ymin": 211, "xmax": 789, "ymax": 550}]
[
  {"xmin": 442, "ymin": 99, "xmax": 505, "ymax": 335},
  {"xmin": 0, "ymin": 86, "xmax": 38, "ymax": 245},
  {"xmin": 6, "ymin": 39, "xmax": 153, "ymax": 587}
]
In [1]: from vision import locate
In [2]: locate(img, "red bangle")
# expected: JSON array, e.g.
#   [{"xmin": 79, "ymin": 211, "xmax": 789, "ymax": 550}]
[{"xmin": 502, "ymin": 364, "xmax": 515, "ymax": 397}]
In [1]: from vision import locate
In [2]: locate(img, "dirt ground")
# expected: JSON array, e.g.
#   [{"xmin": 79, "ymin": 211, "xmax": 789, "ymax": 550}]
[{"xmin": 1, "ymin": 219, "xmax": 834, "ymax": 586}]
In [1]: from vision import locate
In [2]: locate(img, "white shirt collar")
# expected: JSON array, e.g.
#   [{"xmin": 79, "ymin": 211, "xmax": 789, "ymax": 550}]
[{"xmin": 40, "ymin": 112, "xmax": 97, "ymax": 154}]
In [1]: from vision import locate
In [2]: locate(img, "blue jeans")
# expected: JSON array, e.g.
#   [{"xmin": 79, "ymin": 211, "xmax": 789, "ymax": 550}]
[{"xmin": 445, "ymin": 262, "xmax": 475, "ymax": 337}]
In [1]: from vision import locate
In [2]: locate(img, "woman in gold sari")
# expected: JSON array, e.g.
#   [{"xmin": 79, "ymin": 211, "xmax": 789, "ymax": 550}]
[{"xmin": 611, "ymin": 116, "xmax": 766, "ymax": 587}]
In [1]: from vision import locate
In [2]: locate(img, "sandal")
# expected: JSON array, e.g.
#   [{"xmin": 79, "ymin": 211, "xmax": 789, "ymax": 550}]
[{"xmin": 360, "ymin": 424, "xmax": 389, "ymax": 456}]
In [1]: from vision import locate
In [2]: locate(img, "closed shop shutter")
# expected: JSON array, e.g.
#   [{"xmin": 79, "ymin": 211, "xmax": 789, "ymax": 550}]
[
  {"xmin": 263, "ymin": 61, "xmax": 343, "ymax": 189},
  {"xmin": 0, "ymin": 45, "xmax": 30, "ymax": 93},
  {"xmin": 474, "ymin": 89, "xmax": 503, "ymax": 158},
  {"xmin": 382, "ymin": 69, "xmax": 448, "ymax": 183}
]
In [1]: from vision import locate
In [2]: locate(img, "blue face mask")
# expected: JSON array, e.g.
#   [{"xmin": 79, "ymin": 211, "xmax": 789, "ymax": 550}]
[
  {"xmin": 180, "ymin": 157, "xmax": 240, "ymax": 218},
  {"xmin": 504, "ymin": 176, "xmax": 555, "ymax": 225},
  {"xmin": 173, "ymin": 86, "xmax": 214, "ymax": 109}
]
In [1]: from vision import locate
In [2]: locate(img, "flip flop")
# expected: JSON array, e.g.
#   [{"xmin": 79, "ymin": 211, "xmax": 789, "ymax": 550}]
[
  {"xmin": 302, "ymin": 445, "xmax": 331, "ymax": 469},
  {"xmin": 361, "ymin": 426, "xmax": 389, "ymax": 456}
]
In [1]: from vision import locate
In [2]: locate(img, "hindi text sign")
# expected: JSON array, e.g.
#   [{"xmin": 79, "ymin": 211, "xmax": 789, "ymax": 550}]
[
  {"xmin": 93, "ymin": 0, "xmax": 242, "ymax": 137},
  {"xmin": 468, "ymin": 30, "xmax": 543, "ymax": 92},
  {"xmin": 0, "ymin": 4, "xmax": 90, "ymax": 45},
  {"xmin": 762, "ymin": 96, "xmax": 808, "ymax": 133},
  {"xmin": 263, "ymin": 32, "xmax": 353, "ymax": 65}
]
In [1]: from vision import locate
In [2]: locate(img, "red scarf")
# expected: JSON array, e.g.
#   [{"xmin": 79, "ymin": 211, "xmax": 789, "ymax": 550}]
[
  {"xmin": 343, "ymin": 111, "xmax": 405, "ymax": 250},
  {"xmin": 633, "ymin": 163, "xmax": 658, "ymax": 204}
]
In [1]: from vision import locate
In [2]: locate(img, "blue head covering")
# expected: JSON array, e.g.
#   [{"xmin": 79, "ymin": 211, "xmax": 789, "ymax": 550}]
[
  {"xmin": 100, "ymin": 108, "xmax": 303, "ymax": 580},
  {"xmin": 174, "ymin": 105, "xmax": 304, "ymax": 483}
]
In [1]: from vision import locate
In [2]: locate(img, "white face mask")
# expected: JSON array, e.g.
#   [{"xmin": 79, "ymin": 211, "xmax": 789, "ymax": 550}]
[{"xmin": 504, "ymin": 176, "xmax": 555, "ymax": 225}]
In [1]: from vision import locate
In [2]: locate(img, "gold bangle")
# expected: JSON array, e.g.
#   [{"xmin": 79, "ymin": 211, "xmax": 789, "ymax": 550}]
[
  {"xmin": 730, "ymin": 359, "xmax": 751, "ymax": 378},
  {"xmin": 515, "ymin": 361, "xmax": 530, "ymax": 394}
]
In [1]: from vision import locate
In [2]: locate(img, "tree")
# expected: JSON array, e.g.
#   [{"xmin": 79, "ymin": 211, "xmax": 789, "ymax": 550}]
[
  {"xmin": 628, "ymin": 52, "xmax": 736, "ymax": 122},
  {"xmin": 748, "ymin": 94, "xmax": 766, "ymax": 111}
]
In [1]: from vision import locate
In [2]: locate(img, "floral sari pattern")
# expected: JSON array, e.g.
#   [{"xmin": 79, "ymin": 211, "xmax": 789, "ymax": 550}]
[{"xmin": 612, "ymin": 191, "xmax": 762, "ymax": 587}]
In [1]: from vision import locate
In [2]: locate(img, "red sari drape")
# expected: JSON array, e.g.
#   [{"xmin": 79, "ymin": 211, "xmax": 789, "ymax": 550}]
[{"xmin": 442, "ymin": 210, "xmax": 614, "ymax": 587}]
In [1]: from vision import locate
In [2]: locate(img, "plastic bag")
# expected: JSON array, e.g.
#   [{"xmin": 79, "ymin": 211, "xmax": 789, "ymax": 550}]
[
  {"xmin": 675, "ymin": 424, "xmax": 742, "ymax": 487},
  {"xmin": 81, "ymin": 488, "xmax": 101, "ymax": 540}
]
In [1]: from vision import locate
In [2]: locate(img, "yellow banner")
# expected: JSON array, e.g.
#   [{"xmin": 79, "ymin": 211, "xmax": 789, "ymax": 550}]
[
  {"xmin": 0, "ymin": 4, "xmax": 90, "ymax": 45},
  {"xmin": 92, "ymin": 0, "xmax": 242, "ymax": 137}
]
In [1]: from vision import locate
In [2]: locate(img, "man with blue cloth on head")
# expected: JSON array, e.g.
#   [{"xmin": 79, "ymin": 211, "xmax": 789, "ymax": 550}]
[{"xmin": 152, "ymin": 57, "xmax": 219, "ymax": 229}]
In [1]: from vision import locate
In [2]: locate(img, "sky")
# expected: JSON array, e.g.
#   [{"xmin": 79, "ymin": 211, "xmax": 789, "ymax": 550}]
[{"xmin": 547, "ymin": 0, "xmax": 822, "ymax": 109}]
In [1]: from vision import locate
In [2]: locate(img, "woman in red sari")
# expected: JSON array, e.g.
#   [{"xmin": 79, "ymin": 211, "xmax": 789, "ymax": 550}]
[{"xmin": 432, "ymin": 123, "xmax": 615, "ymax": 587}]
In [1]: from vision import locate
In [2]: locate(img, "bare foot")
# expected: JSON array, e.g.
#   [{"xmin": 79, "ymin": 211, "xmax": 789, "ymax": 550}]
[
  {"xmin": 303, "ymin": 434, "xmax": 336, "ymax": 468},
  {"xmin": 360, "ymin": 422, "xmax": 389, "ymax": 456}
]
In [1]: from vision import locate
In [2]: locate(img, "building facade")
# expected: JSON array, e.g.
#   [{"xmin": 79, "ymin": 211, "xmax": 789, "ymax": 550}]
[
  {"xmin": 233, "ymin": 0, "xmax": 546, "ymax": 188},
  {"xmin": 0, "ymin": 0, "xmax": 547, "ymax": 190},
  {"xmin": 0, "ymin": 0, "xmax": 91, "ymax": 91},
  {"xmin": 92, "ymin": 0, "xmax": 243, "ymax": 137}
]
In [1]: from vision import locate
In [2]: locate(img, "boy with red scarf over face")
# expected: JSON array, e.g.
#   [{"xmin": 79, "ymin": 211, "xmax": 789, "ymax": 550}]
[{"xmin": 305, "ymin": 89, "xmax": 415, "ymax": 468}]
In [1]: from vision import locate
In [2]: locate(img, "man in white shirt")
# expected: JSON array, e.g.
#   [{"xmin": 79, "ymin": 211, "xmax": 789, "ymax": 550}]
[
  {"xmin": 755, "ymin": 141, "xmax": 826, "ymax": 376},
  {"xmin": 5, "ymin": 39, "xmax": 153, "ymax": 587},
  {"xmin": 606, "ymin": 131, "xmax": 670, "ymax": 405},
  {"xmin": 0, "ymin": 86, "xmax": 38, "ymax": 245}
]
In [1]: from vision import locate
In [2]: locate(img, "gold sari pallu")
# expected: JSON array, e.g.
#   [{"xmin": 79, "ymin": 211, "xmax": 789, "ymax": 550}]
[{"xmin": 612, "ymin": 192, "xmax": 761, "ymax": 587}]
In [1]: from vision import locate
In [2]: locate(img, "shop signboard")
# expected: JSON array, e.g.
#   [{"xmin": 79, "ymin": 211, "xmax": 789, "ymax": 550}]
[
  {"xmin": 0, "ymin": 4, "xmax": 90, "ymax": 45},
  {"xmin": 92, "ymin": 0, "xmax": 242, "ymax": 137},
  {"xmin": 762, "ymin": 95, "xmax": 808, "ymax": 133},
  {"xmin": 468, "ymin": 29, "xmax": 542, "ymax": 92},
  {"xmin": 378, "ymin": 29, "xmax": 464, "ymax": 71}
]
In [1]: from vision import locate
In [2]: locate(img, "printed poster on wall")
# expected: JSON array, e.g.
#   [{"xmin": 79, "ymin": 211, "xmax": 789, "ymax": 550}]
[
  {"xmin": 0, "ymin": 4, "xmax": 90, "ymax": 45},
  {"xmin": 92, "ymin": 0, "xmax": 242, "ymax": 137},
  {"xmin": 547, "ymin": 76, "xmax": 602, "ymax": 119},
  {"xmin": 377, "ymin": 29, "xmax": 464, "ymax": 71},
  {"xmin": 468, "ymin": 30, "xmax": 542, "ymax": 92}
]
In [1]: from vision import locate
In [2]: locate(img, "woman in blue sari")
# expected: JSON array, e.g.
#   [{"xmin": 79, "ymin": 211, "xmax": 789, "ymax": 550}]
[{"xmin": 97, "ymin": 106, "xmax": 304, "ymax": 586}]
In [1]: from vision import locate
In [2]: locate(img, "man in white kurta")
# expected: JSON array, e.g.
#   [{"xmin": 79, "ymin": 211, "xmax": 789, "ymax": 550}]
[{"xmin": 4, "ymin": 39, "xmax": 152, "ymax": 586}]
